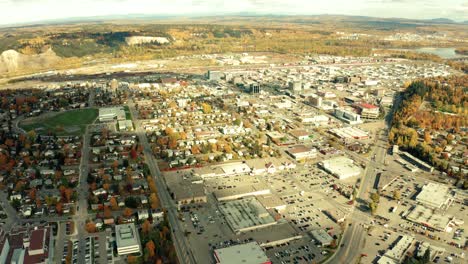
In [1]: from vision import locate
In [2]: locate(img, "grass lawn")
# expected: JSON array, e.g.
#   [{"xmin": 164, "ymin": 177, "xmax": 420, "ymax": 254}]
[
  {"xmin": 20, "ymin": 108, "xmax": 98, "ymax": 136},
  {"xmin": 123, "ymin": 105, "xmax": 132, "ymax": 120}
]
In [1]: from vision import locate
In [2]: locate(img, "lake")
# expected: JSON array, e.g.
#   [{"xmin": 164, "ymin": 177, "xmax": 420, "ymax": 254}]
[{"xmin": 408, "ymin": 47, "xmax": 466, "ymax": 59}]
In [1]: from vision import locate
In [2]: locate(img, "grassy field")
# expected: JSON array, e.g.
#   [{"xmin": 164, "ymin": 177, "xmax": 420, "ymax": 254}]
[
  {"xmin": 20, "ymin": 108, "xmax": 98, "ymax": 136},
  {"xmin": 123, "ymin": 105, "xmax": 132, "ymax": 120}
]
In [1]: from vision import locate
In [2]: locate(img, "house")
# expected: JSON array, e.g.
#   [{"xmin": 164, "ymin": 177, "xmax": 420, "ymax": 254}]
[
  {"xmin": 93, "ymin": 188, "xmax": 107, "ymax": 196},
  {"xmin": 137, "ymin": 210, "xmax": 149, "ymax": 221},
  {"xmin": 265, "ymin": 162, "xmax": 276, "ymax": 174}
]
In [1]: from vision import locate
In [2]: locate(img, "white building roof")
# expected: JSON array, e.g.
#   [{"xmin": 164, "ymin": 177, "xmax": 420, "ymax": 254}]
[
  {"xmin": 416, "ymin": 182, "xmax": 451, "ymax": 208},
  {"xmin": 214, "ymin": 242, "xmax": 270, "ymax": 264},
  {"xmin": 320, "ymin": 156, "xmax": 361, "ymax": 179}
]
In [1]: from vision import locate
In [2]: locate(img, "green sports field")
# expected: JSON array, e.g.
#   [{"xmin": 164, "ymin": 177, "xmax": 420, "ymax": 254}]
[{"xmin": 20, "ymin": 108, "xmax": 98, "ymax": 136}]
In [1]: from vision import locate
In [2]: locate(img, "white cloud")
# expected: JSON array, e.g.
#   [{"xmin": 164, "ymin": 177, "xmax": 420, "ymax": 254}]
[{"xmin": 0, "ymin": 0, "xmax": 467, "ymax": 25}]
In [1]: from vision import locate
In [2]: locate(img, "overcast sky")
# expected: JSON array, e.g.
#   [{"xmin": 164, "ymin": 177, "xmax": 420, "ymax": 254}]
[{"xmin": 0, "ymin": 0, "xmax": 467, "ymax": 25}]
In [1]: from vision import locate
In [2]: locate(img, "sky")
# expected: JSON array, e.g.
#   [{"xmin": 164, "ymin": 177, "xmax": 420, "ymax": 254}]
[{"xmin": 0, "ymin": 0, "xmax": 467, "ymax": 25}]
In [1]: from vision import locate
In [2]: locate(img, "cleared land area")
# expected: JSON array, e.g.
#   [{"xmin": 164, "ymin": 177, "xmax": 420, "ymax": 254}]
[{"xmin": 20, "ymin": 108, "xmax": 98, "ymax": 135}]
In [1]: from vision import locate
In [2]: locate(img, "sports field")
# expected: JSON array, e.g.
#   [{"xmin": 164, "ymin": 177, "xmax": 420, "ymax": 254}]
[{"xmin": 20, "ymin": 108, "xmax": 98, "ymax": 136}]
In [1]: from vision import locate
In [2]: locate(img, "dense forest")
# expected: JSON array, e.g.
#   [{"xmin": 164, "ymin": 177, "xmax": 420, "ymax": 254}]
[{"xmin": 389, "ymin": 76, "xmax": 468, "ymax": 178}]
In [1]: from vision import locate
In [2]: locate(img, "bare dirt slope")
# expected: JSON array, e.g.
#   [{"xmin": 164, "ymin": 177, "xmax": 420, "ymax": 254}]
[{"xmin": 0, "ymin": 48, "xmax": 61, "ymax": 74}]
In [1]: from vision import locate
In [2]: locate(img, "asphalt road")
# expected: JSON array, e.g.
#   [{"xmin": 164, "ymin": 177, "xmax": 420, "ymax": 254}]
[
  {"xmin": 128, "ymin": 100, "xmax": 197, "ymax": 264},
  {"xmin": 325, "ymin": 129, "xmax": 388, "ymax": 264},
  {"xmin": 75, "ymin": 126, "xmax": 92, "ymax": 264}
]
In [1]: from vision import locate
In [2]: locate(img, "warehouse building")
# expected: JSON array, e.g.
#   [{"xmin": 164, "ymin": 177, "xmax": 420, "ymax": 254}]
[{"xmin": 213, "ymin": 242, "xmax": 271, "ymax": 264}]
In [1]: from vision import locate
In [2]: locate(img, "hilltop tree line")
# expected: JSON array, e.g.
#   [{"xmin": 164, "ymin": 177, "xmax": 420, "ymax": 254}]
[{"xmin": 389, "ymin": 76, "xmax": 468, "ymax": 177}]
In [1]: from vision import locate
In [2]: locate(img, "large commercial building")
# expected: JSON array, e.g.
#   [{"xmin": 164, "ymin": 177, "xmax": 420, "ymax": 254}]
[
  {"xmin": 334, "ymin": 108, "xmax": 362, "ymax": 125},
  {"xmin": 207, "ymin": 70, "xmax": 224, "ymax": 81},
  {"xmin": 415, "ymin": 182, "xmax": 453, "ymax": 209},
  {"xmin": 0, "ymin": 225, "xmax": 53, "ymax": 264},
  {"xmin": 99, "ymin": 107, "xmax": 126, "ymax": 122},
  {"xmin": 330, "ymin": 127, "xmax": 369, "ymax": 140},
  {"xmin": 378, "ymin": 235, "xmax": 415, "ymax": 264},
  {"xmin": 115, "ymin": 224, "xmax": 142, "ymax": 256},
  {"xmin": 218, "ymin": 197, "xmax": 276, "ymax": 234},
  {"xmin": 214, "ymin": 183, "xmax": 271, "ymax": 202},
  {"xmin": 357, "ymin": 103, "xmax": 380, "ymax": 119},
  {"xmin": 286, "ymin": 145, "xmax": 317, "ymax": 161},
  {"xmin": 213, "ymin": 242, "xmax": 271, "ymax": 264},
  {"xmin": 320, "ymin": 156, "xmax": 361, "ymax": 180},
  {"xmin": 405, "ymin": 205, "xmax": 452, "ymax": 232}
]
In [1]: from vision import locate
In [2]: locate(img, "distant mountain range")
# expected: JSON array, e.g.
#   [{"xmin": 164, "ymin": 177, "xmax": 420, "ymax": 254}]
[{"xmin": 2, "ymin": 14, "xmax": 467, "ymax": 28}]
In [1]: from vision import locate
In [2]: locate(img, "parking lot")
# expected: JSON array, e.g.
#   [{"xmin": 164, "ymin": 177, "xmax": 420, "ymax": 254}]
[{"xmin": 265, "ymin": 237, "xmax": 327, "ymax": 264}]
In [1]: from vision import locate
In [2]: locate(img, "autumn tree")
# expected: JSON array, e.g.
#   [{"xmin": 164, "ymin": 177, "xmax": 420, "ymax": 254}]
[
  {"xmin": 123, "ymin": 207, "xmax": 133, "ymax": 218},
  {"xmin": 127, "ymin": 255, "xmax": 138, "ymax": 264},
  {"xmin": 104, "ymin": 206, "xmax": 112, "ymax": 218},
  {"xmin": 146, "ymin": 240, "xmax": 156, "ymax": 257},
  {"xmin": 56, "ymin": 202, "xmax": 63, "ymax": 215},
  {"xmin": 85, "ymin": 221, "xmax": 97, "ymax": 233},
  {"xmin": 110, "ymin": 197, "xmax": 119, "ymax": 210},
  {"xmin": 149, "ymin": 193, "xmax": 160, "ymax": 210},
  {"xmin": 142, "ymin": 220, "xmax": 152, "ymax": 235}
]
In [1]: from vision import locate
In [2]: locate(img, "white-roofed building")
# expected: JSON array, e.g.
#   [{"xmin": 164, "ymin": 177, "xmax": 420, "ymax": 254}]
[
  {"xmin": 115, "ymin": 224, "xmax": 141, "ymax": 256},
  {"xmin": 213, "ymin": 242, "xmax": 271, "ymax": 264},
  {"xmin": 320, "ymin": 156, "xmax": 361, "ymax": 180}
]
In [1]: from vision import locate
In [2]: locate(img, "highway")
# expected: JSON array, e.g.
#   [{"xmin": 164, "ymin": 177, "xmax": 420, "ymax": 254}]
[
  {"xmin": 325, "ymin": 129, "xmax": 389, "ymax": 264},
  {"xmin": 128, "ymin": 99, "xmax": 197, "ymax": 264}
]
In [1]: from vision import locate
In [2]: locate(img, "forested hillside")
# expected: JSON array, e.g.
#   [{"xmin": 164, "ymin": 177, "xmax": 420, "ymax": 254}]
[{"xmin": 389, "ymin": 75, "xmax": 468, "ymax": 179}]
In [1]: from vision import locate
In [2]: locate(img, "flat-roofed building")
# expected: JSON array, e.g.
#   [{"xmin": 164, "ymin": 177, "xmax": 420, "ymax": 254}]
[
  {"xmin": 286, "ymin": 145, "xmax": 317, "ymax": 161},
  {"xmin": 214, "ymin": 183, "xmax": 270, "ymax": 201},
  {"xmin": 115, "ymin": 224, "xmax": 141, "ymax": 256},
  {"xmin": 399, "ymin": 151, "xmax": 434, "ymax": 172},
  {"xmin": 99, "ymin": 107, "xmax": 126, "ymax": 122},
  {"xmin": 357, "ymin": 103, "xmax": 380, "ymax": 119},
  {"xmin": 218, "ymin": 197, "xmax": 277, "ymax": 234},
  {"xmin": 415, "ymin": 183, "xmax": 453, "ymax": 209},
  {"xmin": 320, "ymin": 156, "xmax": 361, "ymax": 180},
  {"xmin": 213, "ymin": 242, "xmax": 271, "ymax": 264},
  {"xmin": 256, "ymin": 195, "xmax": 287, "ymax": 212},
  {"xmin": 334, "ymin": 108, "xmax": 362, "ymax": 125},
  {"xmin": 330, "ymin": 127, "xmax": 369, "ymax": 140},
  {"xmin": 289, "ymin": 130, "xmax": 310, "ymax": 141},
  {"xmin": 310, "ymin": 229, "xmax": 334, "ymax": 246},
  {"xmin": 405, "ymin": 205, "xmax": 452, "ymax": 232},
  {"xmin": 380, "ymin": 235, "xmax": 415, "ymax": 263}
]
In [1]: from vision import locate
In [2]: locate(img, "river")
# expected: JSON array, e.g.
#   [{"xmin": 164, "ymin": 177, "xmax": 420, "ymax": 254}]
[{"xmin": 402, "ymin": 47, "xmax": 467, "ymax": 59}]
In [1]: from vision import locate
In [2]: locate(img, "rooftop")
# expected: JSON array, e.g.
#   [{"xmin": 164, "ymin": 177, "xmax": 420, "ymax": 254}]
[
  {"xmin": 214, "ymin": 242, "xmax": 270, "ymax": 264},
  {"xmin": 218, "ymin": 197, "xmax": 276, "ymax": 233},
  {"xmin": 406, "ymin": 205, "xmax": 451, "ymax": 231},
  {"xmin": 416, "ymin": 182, "xmax": 451, "ymax": 208},
  {"xmin": 115, "ymin": 224, "xmax": 141, "ymax": 249}
]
